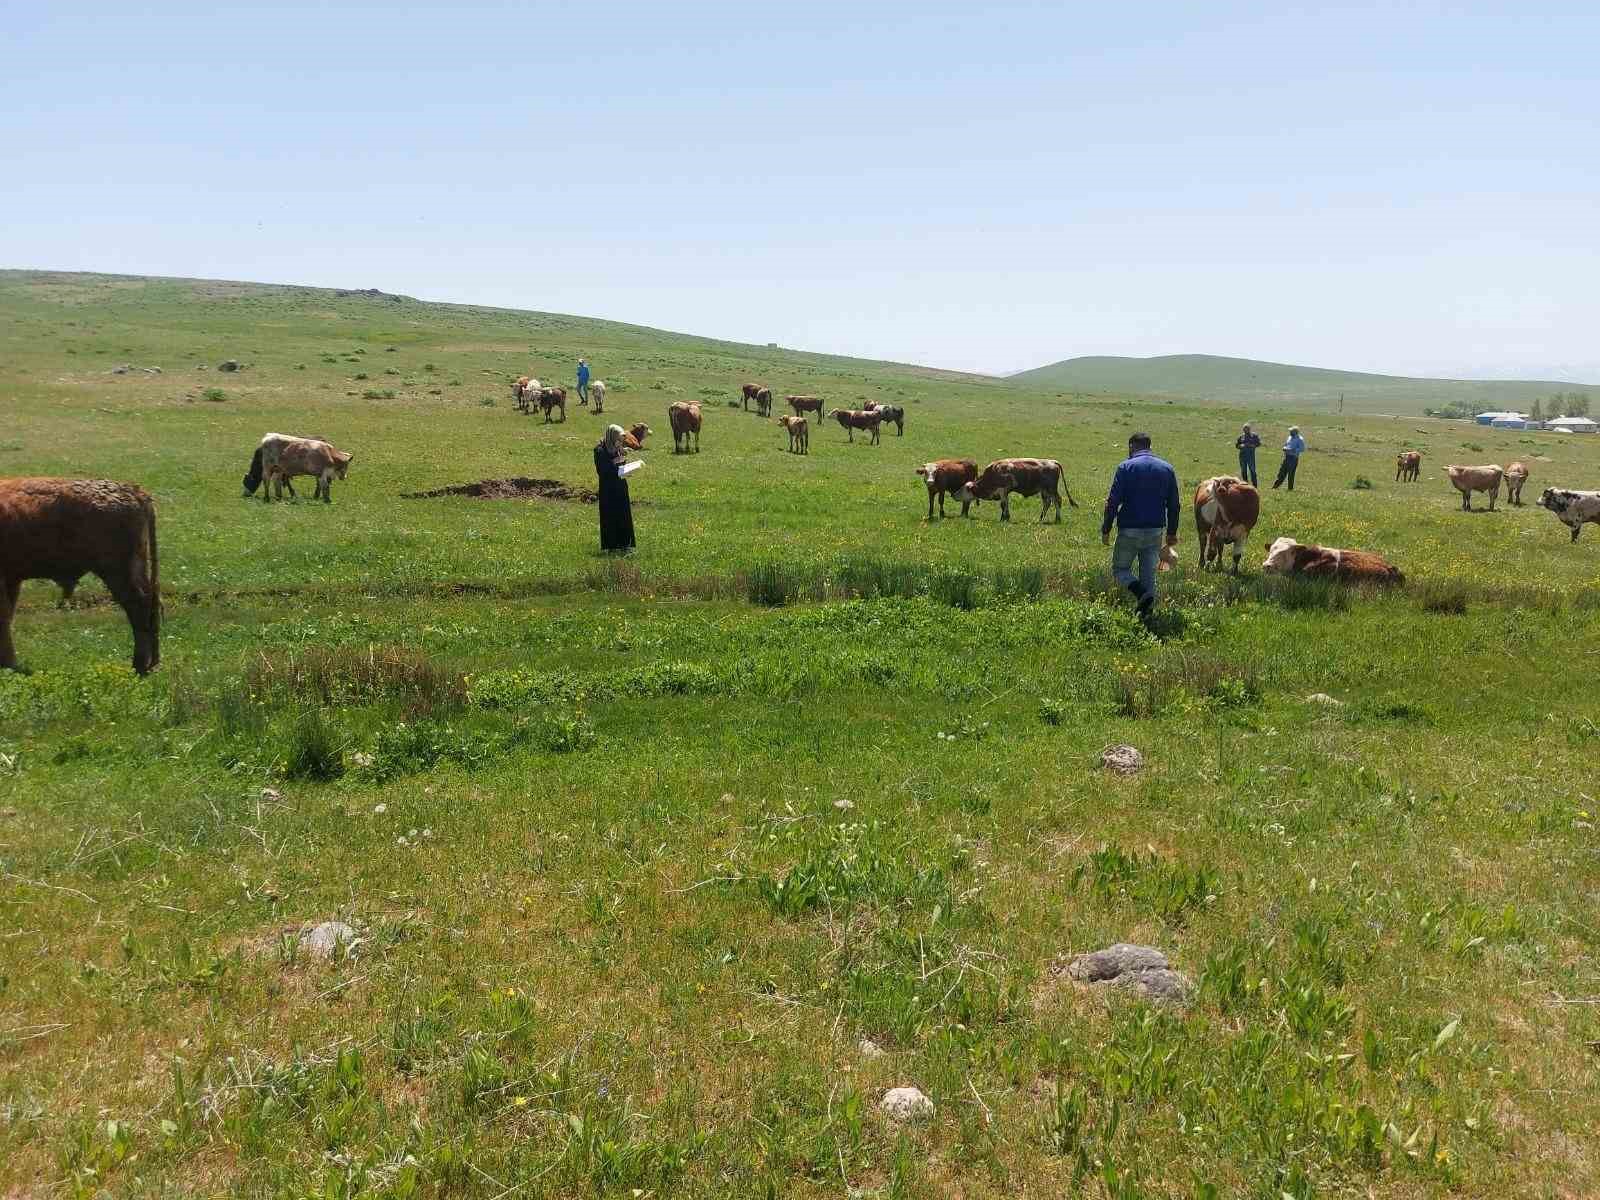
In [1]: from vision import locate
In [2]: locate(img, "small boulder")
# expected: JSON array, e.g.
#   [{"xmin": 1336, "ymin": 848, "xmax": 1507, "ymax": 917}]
[
  {"xmin": 111, "ymin": 364, "xmax": 129, "ymax": 375},
  {"xmin": 218, "ymin": 359, "xmax": 240, "ymax": 372},
  {"xmin": 1067, "ymin": 943, "xmax": 1168, "ymax": 983},
  {"xmin": 880, "ymin": 1086, "xmax": 933, "ymax": 1122},
  {"xmin": 1116, "ymin": 967, "xmax": 1193, "ymax": 1004},
  {"xmin": 299, "ymin": 920, "xmax": 358, "ymax": 959},
  {"xmin": 859, "ymin": 1038, "xmax": 886, "ymax": 1059},
  {"xmin": 1305, "ymin": 693, "xmax": 1344, "ymax": 707},
  {"xmin": 1100, "ymin": 744, "xmax": 1144, "ymax": 775}
]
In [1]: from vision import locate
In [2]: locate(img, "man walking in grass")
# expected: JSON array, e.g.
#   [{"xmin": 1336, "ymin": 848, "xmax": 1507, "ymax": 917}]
[
  {"xmin": 1101, "ymin": 432, "xmax": 1181, "ymax": 620},
  {"xmin": 1235, "ymin": 422, "xmax": 1261, "ymax": 485},
  {"xmin": 577, "ymin": 357, "xmax": 591, "ymax": 406},
  {"xmin": 1273, "ymin": 425, "xmax": 1306, "ymax": 490}
]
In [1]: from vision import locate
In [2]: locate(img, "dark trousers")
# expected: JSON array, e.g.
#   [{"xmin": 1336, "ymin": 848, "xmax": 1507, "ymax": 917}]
[
  {"xmin": 1238, "ymin": 451, "xmax": 1258, "ymax": 485},
  {"xmin": 1272, "ymin": 453, "xmax": 1299, "ymax": 490},
  {"xmin": 578, "ymin": 381, "xmax": 589, "ymax": 404}
]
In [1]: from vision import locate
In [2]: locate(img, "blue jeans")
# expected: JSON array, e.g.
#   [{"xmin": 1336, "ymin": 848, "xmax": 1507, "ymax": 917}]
[
  {"xmin": 1238, "ymin": 450, "xmax": 1257, "ymax": 485},
  {"xmin": 1112, "ymin": 526, "xmax": 1165, "ymax": 603},
  {"xmin": 578, "ymin": 381, "xmax": 589, "ymax": 404}
]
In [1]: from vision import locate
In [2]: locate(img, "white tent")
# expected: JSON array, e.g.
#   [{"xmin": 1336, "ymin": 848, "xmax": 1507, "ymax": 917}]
[{"xmin": 1548, "ymin": 416, "xmax": 1598, "ymax": 432}]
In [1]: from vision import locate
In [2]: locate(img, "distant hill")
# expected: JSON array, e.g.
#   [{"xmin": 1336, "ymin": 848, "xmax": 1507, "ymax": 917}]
[{"xmin": 1007, "ymin": 353, "xmax": 1600, "ymax": 415}]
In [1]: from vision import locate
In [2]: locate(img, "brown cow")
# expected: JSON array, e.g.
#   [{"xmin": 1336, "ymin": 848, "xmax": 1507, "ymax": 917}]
[
  {"xmin": 669, "ymin": 402, "xmax": 702, "ymax": 453},
  {"xmin": 1193, "ymin": 476, "xmax": 1260, "ymax": 572},
  {"xmin": 512, "ymin": 376, "xmax": 540, "ymax": 412},
  {"xmin": 787, "ymin": 395, "xmax": 824, "ymax": 421},
  {"xmin": 1395, "ymin": 450, "xmax": 1422, "ymax": 482},
  {"xmin": 754, "ymin": 387, "xmax": 773, "ymax": 417},
  {"xmin": 778, "ymin": 415, "xmax": 809, "ymax": 454},
  {"xmin": 1503, "ymin": 461, "xmax": 1530, "ymax": 506},
  {"xmin": 827, "ymin": 408, "xmax": 883, "ymax": 445},
  {"xmin": 536, "ymin": 386, "xmax": 567, "ymax": 423},
  {"xmin": 1, "ymin": 478, "xmax": 160, "ymax": 675},
  {"xmin": 914, "ymin": 459, "xmax": 979, "ymax": 519},
  {"xmin": 245, "ymin": 433, "xmax": 353, "ymax": 503},
  {"xmin": 621, "ymin": 422, "xmax": 652, "ymax": 450},
  {"xmin": 1447, "ymin": 464, "xmax": 1503, "ymax": 511},
  {"xmin": 960, "ymin": 458, "xmax": 1077, "ymax": 523},
  {"xmin": 864, "ymin": 402, "xmax": 905, "ymax": 436},
  {"xmin": 740, "ymin": 383, "xmax": 766, "ymax": 412},
  {"xmin": 1261, "ymin": 537, "xmax": 1403, "ymax": 583}
]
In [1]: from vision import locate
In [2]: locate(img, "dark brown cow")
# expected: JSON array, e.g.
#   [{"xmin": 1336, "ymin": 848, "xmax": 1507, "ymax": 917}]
[
  {"xmin": 536, "ymin": 386, "xmax": 567, "ymax": 423},
  {"xmin": 1395, "ymin": 451, "xmax": 1421, "ymax": 482},
  {"xmin": 1193, "ymin": 475, "xmax": 1260, "ymax": 572},
  {"xmin": 960, "ymin": 458, "xmax": 1077, "ymax": 523},
  {"xmin": 740, "ymin": 383, "xmax": 766, "ymax": 412},
  {"xmin": 1261, "ymin": 537, "xmax": 1403, "ymax": 583},
  {"xmin": 914, "ymin": 459, "xmax": 979, "ymax": 519},
  {"xmin": 669, "ymin": 402, "xmax": 702, "ymax": 453},
  {"xmin": 827, "ymin": 408, "xmax": 883, "ymax": 444},
  {"xmin": 1, "ymin": 478, "xmax": 160, "ymax": 675},
  {"xmin": 1503, "ymin": 461, "xmax": 1530, "ymax": 506},
  {"xmin": 787, "ymin": 395, "xmax": 824, "ymax": 421}
]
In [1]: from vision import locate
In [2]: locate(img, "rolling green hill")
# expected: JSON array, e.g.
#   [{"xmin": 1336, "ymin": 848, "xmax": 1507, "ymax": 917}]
[{"xmin": 1008, "ymin": 353, "xmax": 1600, "ymax": 415}]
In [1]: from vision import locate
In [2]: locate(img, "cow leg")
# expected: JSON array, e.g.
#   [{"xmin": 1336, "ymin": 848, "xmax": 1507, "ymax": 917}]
[
  {"xmin": 1573, "ymin": 524, "xmax": 1583, "ymax": 543},
  {"xmin": 1000, "ymin": 494, "xmax": 1011, "ymax": 522},
  {"xmin": 0, "ymin": 577, "xmax": 19, "ymax": 671},
  {"xmin": 1488, "ymin": 487, "xmax": 1497, "ymax": 511},
  {"xmin": 322, "ymin": 473, "xmax": 333, "ymax": 504}
]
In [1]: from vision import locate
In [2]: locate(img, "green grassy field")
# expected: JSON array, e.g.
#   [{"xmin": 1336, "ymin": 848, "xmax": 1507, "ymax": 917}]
[{"xmin": 3, "ymin": 271, "xmax": 1599, "ymax": 1200}]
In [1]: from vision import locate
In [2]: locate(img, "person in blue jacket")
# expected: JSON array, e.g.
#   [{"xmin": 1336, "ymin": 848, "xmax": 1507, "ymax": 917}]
[
  {"xmin": 1273, "ymin": 426, "xmax": 1306, "ymax": 490},
  {"xmin": 577, "ymin": 358, "xmax": 591, "ymax": 406},
  {"xmin": 1101, "ymin": 432, "xmax": 1181, "ymax": 619}
]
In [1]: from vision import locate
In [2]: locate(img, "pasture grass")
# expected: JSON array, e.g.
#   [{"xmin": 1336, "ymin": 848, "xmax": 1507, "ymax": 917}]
[{"xmin": 2, "ymin": 271, "xmax": 1599, "ymax": 1198}]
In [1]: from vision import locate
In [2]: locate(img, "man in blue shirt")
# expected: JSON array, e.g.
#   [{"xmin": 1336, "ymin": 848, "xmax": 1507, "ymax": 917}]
[
  {"xmin": 1101, "ymin": 432, "xmax": 1182, "ymax": 619},
  {"xmin": 1272, "ymin": 426, "xmax": 1306, "ymax": 490},
  {"xmin": 577, "ymin": 358, "xmax": 591, "ymax": 406}
]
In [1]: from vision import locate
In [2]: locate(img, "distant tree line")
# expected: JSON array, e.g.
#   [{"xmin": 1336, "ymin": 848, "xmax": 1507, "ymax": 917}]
[{"xmin": 1424, "ymin": 391, "xmax": 1591, "ymax": 421}]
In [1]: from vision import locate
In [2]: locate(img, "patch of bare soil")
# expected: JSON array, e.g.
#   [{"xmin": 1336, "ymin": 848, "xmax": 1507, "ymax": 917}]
[{"xmin": 400, "ymin": 477, "xmax": 597, "ymax": 502}]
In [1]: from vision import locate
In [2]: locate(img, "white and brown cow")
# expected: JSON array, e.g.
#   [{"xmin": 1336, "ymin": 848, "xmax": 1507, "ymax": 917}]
[
  {"xmin": 827, "ymin": 408, "xmax": 883, "ymax": 445},
  {"xmin": 244, "ymin": 434, "xmax": 353, "ymax": 503},
  {"xmin": 914, "ymin": 458, "xmax": 979, "ymax": 519},
  {"xmin": 589, "ymin": 380, "xmax": 607, "ymax": 413},
  {"xmin": 512, "ymin": 376, "xmax": 541, "ymax": 412},
  {"xmin": 960, "ymin": 458, "xmax": 1076, "ymax": 523},
  {"xmin": 1193, "ymin": 475, "xmax": 1260, "ymax": 572},
  {"xmin": 777, "ymin": 415, "xmax": 809, "ymax": 454},
  {"xmin": 864, "ymin": 401, "xmax": 905, "ymax": 436},
  {"xmin": 1539, "ymin": 488, "xmax": 1600, "ymax": 542},
  {"xmin": 1503, "ymin": 461, "xmax": 1530, "ymax": 506},
  {"xmin": 621, "ymin": 422, "xmax": 652, "ymax": 450},
  {"xmin": 1446, "ymin": 464, "xmax": 1503, "ymax": 512},
  {"xmin": 1261, "ymin": 537, "xmax": 1403, "ymax": 584}
]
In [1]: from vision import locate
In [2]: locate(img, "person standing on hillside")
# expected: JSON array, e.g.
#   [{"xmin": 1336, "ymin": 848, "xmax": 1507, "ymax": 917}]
[
  {"xmin": 594, "ymin": 424, "xmax": 636, "ymax": 554},
  {"xmin": 1235, "ymin": 423, "xmax": 1261, "ymax": 485},
  {"xmin": 577, "ymin": 358, "xmax": 591, "ymax": 406},
  {"xmin": 1101, "ymin": 432, "xmax": 1181, "ymax": 620},
  {"xmin": 1273, "ymin": 426, "xmax": 1306, "ymax": 490}
]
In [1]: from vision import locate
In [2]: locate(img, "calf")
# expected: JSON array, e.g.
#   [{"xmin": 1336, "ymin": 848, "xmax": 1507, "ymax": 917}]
[
  {"xmin": 1261, "ymin": 536, "xmax": 1403, "ymax": 583},
  {"xmin": 1395, "ymin": 450, "xmax": 1421, "ymax": 482},
  {"xmin": 914, "ymin": 458, "xmax": 979, "ymax": 519},
  {"xmin": 669, "ymin": 402, "xmax": 702, "ymax": 453},
  {"xmin": 1539, "ymin": 488, "xmax": 1600, "ymax": 542},
  {"xmin": 621, "ymin": 422, "xmax": 652, "ymax": 450},
  {"xmin": 1447, "ymin": 464, "xmax": 1503, "ymax": 511},
  {"xmin": 778, "ymin": 415, "xmax": 809, "ymax": 454},
  {"xmin": 537, "ymin": 386, "xmax": 567, "ymax": 423},
  {"xmin": 589, "ymin": 380, "xmax": 607, "ymax": 414},
  {"xmin": 787, "ymin": 395, "xmax": 824, "ymax": 421},
  {"xmin": 1503, "ymin": 461, "xmax": 1529, "ymax": 505},
  {"xmin": 960, "ymin": 458, "xmax": 1076, "ymax": 523},
  {"xmin": 1193, "ymin": 475, "xmax": 1260, "ymax": 572},
  {"xmin": 1, "ymin": 478, "xmax": 160, "ymax": 675},
  {"xmin": 827, "ymin": 408, "xmax": 883, "ymax": 445},
  {"xmin": 245, "ymin": 433, "xmax": 353, "ymax": 503}
]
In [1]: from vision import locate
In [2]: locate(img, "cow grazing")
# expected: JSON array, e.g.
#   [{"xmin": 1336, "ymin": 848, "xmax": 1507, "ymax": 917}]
[
  {"xmin": 1261, "ymin": 536, "xmax": 1403, "ymax": 584},
  {"xmin": 1539, "ymin": 488, "xmax": 1600, "ymax": 542},
  {"xmin": 621, "ymin": 422, "xmax": 652, "ymax": 451},
  {"xmin": 1396, "ymin": 450, "xmax": 1422, "ymax": 482},
  {"xmin": 589, "ymin": 380, "xmax": 607, "ymax": 413},
  {"xmin": 669, "ymin": 402, "xmax": 702, "ymax": 453},
  {"xmin": 960, "ymin": 458, "xmax": 1077, "ymax": 523},
  {"xmin": 787, "ymin": 395, "xmax": 824, "ymax": 421},
  {"xmin": 1, "ymin": 478, "xmax": 160, "ymax": 675},
  {"xmin": 740, "ymin": 383, "xmax": 766, "ymax": 412},
  {"xmin": 753, "ymin": 387, "xmax": 773, "ymax": 417},
  {"xmin": 827, "ymin": 408, "xmax": 883, "ymax": 445},
  {"xmin": 865, "ymin": 402, "xmax": 905, "ymax": 436},
  {"xmin": 778, "ymin": 415, "xmax": 809, "ymax": 454},
  {"xmin": 1193, "ymin": 475, "xmax": 1260, "ymax": 572},
  {"xmin": 1503, "ymin": 461, "xmax": 1529, "ymax": 506},
  {"xmin": 1447, "ymin": 464, "xmax": 1503, "ymax": 512},
  {"xmin": 536, "ymin": 386, "xmax": 567, "ymax": 423},
  {"xmin": 512, "ymin": 376, "xmax": 541, "ymax": 412},
  {"xmin": 914, "ymin": 459, "xmax": 979, "ymax": 519},
  {"xmin": 244, "ymin": 434, "xmax": 353, "ymax": 503}
]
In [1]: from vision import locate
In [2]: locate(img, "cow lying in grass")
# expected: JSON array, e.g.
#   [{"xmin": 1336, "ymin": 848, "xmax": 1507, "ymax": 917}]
[
  {"xmin": 828, "ymin": 409, "xmax": 882, "ymax": 444},
  {"xmin": 778, "ymin": 415, "xmax": 809, "ymax": 454},
  {"xmin": 1539, "ymin": 488, "xmax": 1600, "ymax": 542},
  {"xmin": 1, "ymin": 477, "xmax": 161, "ymax": 675},
  {"xmin": 244, "ymin": 434, "xmax": 353, "ymax": 503},
  {"xmin": 1261, "ymin": 537, "xmax": 1403, "ymax": 583},
  {"xmin": 1193, "ymin": 475, "xmax": 1260, "ymax": 572},
  {"xmin": 960, "ymin": 458, "xmax": 1076, "ymax": 523},
  {"xmin": 621, "ymin": 422, "xmax": 652, "ymax": 450},
  {"xmin": 1447, "ymin": 464, "xmax": 1503, "ymax": 511},
  {"xmin": 1396, "ymin": 451, "xmax": 1421, "ymax": 482},
  {"xmin": 914, "ymin": 459, "xmax": 978, "ymax": 519},
  {"xmin": 1503, "ymin": 461, "xmax": 1529, "ymax": 506}
]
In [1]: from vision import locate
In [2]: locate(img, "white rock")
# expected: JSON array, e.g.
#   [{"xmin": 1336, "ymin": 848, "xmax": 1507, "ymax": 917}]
[
  {"xmin": 859, "ymin": 1038, "xmax": 885, "ymax": 1058},
  {"xmin": 299, "ymin": 920, "xmax": 358, "ymax": 959},
  {"xmin": 880, "ymin": 1086, "xmax": 934, "ymax": 1122},
  {"xmin": 1305, "ymin": 693, "xmax": 1345, "ymax": 707},
  {"xmin": 834, "ymin": 799, "xmax": 855, "ymax": 811},
  {"xmin": 373, "ymin": 803, "xmax": 387, "ymax": 814},
  {"xmin": 1100, "ymin": 744, "xmax": 1145, "ymax": 775}
]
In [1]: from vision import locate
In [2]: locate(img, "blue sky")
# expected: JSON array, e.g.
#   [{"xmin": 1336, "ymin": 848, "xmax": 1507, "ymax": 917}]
[{"xmin": 4, "ymin": 1, "xmax": 1597, "ymax": 378}]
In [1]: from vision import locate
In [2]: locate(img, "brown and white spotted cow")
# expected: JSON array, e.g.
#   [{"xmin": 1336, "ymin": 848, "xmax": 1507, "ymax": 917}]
[
  {"xmin": 1261, "ymin": 537, "xmax": 1403, "ymax": 583},
  {"xmin": 827, "ymin": 408, "xmax": 883, "ymax": 445},
  {"xmin": 1446, "ymin": 464, "xmax": 1503, "ymax": 511},
  {"xmin": 244, "ymin": 434, "xmax": 353, "ymax": 503},
  {"xmin": 1395, "ymin": 451, "xmax": 1422, "ymax": 482},
  {"xmin": 960, "ymin": 458, "xmax": 1076, "ymax": 523},
  {"xmin": 1539, "ymin": 488, "xmax": 1600, "ymax": 542},
  {"xmin": 512, "ymin": 376, "xmax": 541, "ymax": 412},
  {"xmin": 914, "ymin": 458, "xmax": 979, "ymax": 519},
  {"xmin": 1503, "ymin": 461, "xmax": 1530, "ymax": 506},
  {"xmin": 777, "ymin": 415, "xmax": 809, "ymax": 454},
  {"xmin": 1193, "ymin": 475, "xmax": 1260, "ymax": 572}
]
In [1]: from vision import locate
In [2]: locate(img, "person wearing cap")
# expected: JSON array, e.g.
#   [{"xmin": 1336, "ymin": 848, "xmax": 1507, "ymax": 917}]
[
  {"xmin": 1273, "ymin": 426, "xmax": 1306, "ymax": 490},
  {"xmin": 594, "ymin": 424, "xmax": 636, "ymax": 553},
  {"xmin": 1235, "ymin": 423, "xmax": 1261, "ymax": 485},
  {"xmin": 1100, "ymin": 432, "xmax": 1181, "ymax": 620},
  {"xmin": 576, "ymin": 358, "xmax": 591, "ymax": 406}
]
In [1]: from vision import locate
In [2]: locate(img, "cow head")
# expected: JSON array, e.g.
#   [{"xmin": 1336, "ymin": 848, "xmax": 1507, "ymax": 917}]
[
  {"xmin": 1539, "ymin": 488, "xmax": 1567, "ymax": 514},
  {"xmin": 960, "ymin": 468, "xmax": 1014, "ymax": 503},
  {"xmin": 333, "ymin": 451, "xmax": 353, "ymax": 479},
  {"xmin": 1260, "ymin": 536, "xmax": 1300, "ymax": 574}
]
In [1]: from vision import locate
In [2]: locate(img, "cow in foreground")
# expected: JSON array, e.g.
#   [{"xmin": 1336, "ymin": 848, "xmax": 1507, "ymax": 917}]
[
  {"xmin": 778, "ymin": 415, "xmax": 809, "ymax": 454},
  {"xmin": 1261, "ymin": 537, "xmax": 1403, "ymax": 584},
  {"xmin": 1447, "ymin": 464, "xmax": 1503, "ymax": 511},
  {"xmin": 669, "ymin": 402, "xmax": 702, "ymax": 453},
  {"xmin": 787, "ymin": 395, "xmax": 824, "ymax": 421},
  {"xmin": 536, "ymin": 386, "xmax": 567, "ymax": 423},
  {"xmin": 1, "ymin": 478, "xmax": 160, "ymax": 675},
  {"xmin": 1539, "ymin": 489, "xmax": 1600, "ymax": 542},
  {"xmin": 1503, "ymin": 461, "xmax": 1529, "ymax": 505},
  {"xmin": 244, "ymin": 434, "xmax": 353, "ymax": 503},
  {"xmin": 915, "ymin": 459, "xmax": 979, "ymax": 519},
  {"xmin": 1396, "ymin": 451, "xmax": 1421, "ymax": 482},
  {"xmin": 960, "ymin": 458, "xmax": 1076, "ymax": 523},
  {"xmin": 621, "ymin": 422, "xmax": 652, "ymax": 450},
  {"xmin": 1193, "ymin": 475, "xmax": 1260, "ymax": 572},
  {"xmin": 828, "ymin": 408, "xmax": 883, "ymax": 444},
  {"xmin": 865, "ymin": 402, "xmax": 905, "ymax": 435},
  {"xmin": 589, "ymin": 380, "xmax": 607, "ymax": 414}
]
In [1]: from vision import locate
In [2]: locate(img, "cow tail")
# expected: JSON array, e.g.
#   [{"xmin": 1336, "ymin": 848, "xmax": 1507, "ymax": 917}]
[
  {"xmin": 243, "ymin": 447, "xmax": 264, "ymax": 495},
  {"xmin": 140, "ymin": 494, "xmax": 161, "ymax": 665},
  {"xmin": 1064, "ymin": 487, "xmax": 1078, "ymax": 509}
]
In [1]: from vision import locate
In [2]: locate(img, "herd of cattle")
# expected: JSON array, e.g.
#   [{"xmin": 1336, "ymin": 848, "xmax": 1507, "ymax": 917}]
[{"xmin": 5, "ymin": 379, "xmax": 1600, "ymax": 678}]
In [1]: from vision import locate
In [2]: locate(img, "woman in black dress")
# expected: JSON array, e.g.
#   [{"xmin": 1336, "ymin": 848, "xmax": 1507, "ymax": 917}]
[{"xmin": 594, "ymin": 424, "xmax": 636, "ymax": 553}]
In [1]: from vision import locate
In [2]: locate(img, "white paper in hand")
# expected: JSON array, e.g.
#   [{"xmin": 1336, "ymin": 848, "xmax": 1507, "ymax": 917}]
[{"xmin": 618, "ymin": 459, "xmax": 643, "ymax": 477}]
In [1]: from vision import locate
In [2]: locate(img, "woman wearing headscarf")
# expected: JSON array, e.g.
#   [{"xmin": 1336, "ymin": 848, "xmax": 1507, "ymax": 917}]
[{"xmin": 594, "ymin": 424, "xmax": 636, "ymax": 553}]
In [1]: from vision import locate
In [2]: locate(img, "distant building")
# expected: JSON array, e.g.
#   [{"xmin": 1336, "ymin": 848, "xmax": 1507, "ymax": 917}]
[
  {"xmin": 1475, "ymin": 411, "xmax": 1526, "ymax": 425},
  {"xmin": 1548, "ymin": 416, "xmax": 1599, "ymax": 433}
]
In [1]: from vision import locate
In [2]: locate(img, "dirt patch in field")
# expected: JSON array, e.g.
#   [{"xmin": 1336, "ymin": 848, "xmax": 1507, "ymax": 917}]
[{"xmin": 400, "ymin": 477, "xmax": 597, "ymax": 503}]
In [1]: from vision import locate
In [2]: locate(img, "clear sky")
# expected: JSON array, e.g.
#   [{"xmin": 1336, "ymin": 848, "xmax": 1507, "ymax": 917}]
[{"xmin": 5, "ymin": 2, "xmax": 1597, "ymax": 379}]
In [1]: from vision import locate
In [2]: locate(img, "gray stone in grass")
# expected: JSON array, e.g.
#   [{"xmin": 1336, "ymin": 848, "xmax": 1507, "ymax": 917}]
[
  {"xmin": 218, "ymin": 359, "xmax": 240, "ymax": 372},
  {"xmin": 879, "ymin": 1086, "xmax": 933, "ymax": 1122},
  {"xmin": 1115, "ymin": 967, "xmax": 1193, "ymax": 1004},
  {"xmin": 300, "ymin": 920, "xmax": 358, "ymax": 959},
  {"xmin": 1100, "ymin": 744, "xmax": 1144, "ymax": 775},
  {"xmin": 858, "ymin": 1038, "xmax": 886, "ymax": 1059},
  {"xmin": 1066, "ymin": 943, "xmax": 1168, "ymax": 983},
  {"xmin": 1304, "ymin": 693, "xmax": 1345, "ymax": 707}
]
